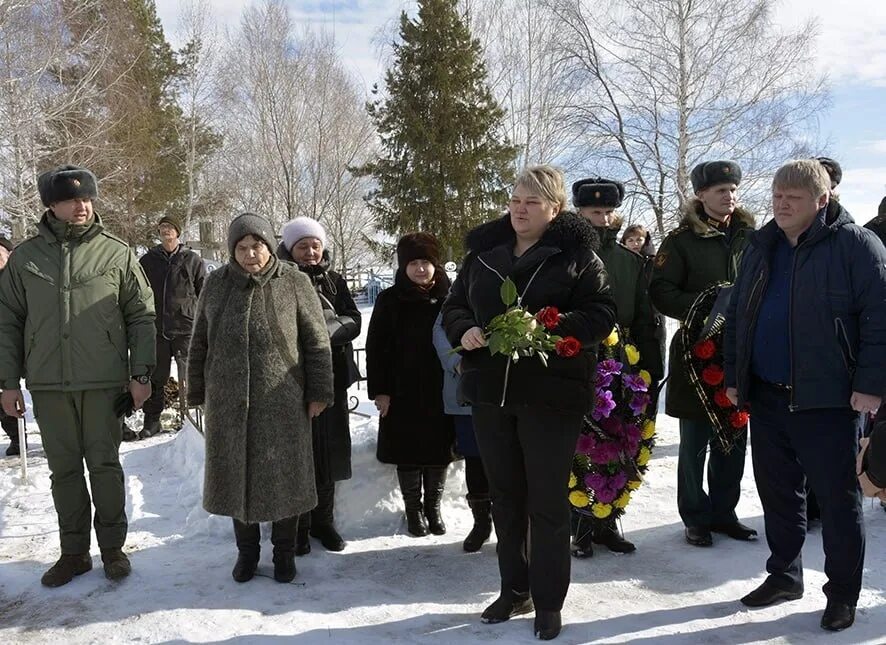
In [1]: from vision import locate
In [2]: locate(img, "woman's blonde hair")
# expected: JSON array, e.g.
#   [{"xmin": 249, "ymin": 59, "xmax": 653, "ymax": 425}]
[
  {"xmin": 773, "ymin": 159, "xmax": 830, "ymax": 198},
  {"xmin": 514, "ymin": 165, "xmax": 567, "ymax": 213}
]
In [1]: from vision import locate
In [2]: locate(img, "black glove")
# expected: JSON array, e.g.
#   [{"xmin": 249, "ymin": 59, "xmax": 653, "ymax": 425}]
[{"xmin": 114, "ymin": 392, "xmax": 135, "ymax": 418}]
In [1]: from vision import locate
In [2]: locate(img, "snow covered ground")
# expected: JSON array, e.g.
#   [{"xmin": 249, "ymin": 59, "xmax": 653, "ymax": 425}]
[{"xmin": 1, "ymin": 309, "xmax": 885, "ymax": 644}]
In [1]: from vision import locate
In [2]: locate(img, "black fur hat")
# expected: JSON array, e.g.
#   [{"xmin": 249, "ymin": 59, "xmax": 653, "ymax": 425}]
[
  {"xmin": 397, "ymin": 232, "xmax": 441, "ymax": 267},
  {"xmin": 572, "ymin": 177, "xmax": 625, "ymax": 208},
  {"xmin": 690, "ymin": 160, "xmax": 742, "ymax": 193},
  {"xmin": 815, "ymin": 156, "xmax": 843, "ymax": 187},
  {"xmin": 37, "ymin": 165, "xmax": 98, "ymax": 207}
]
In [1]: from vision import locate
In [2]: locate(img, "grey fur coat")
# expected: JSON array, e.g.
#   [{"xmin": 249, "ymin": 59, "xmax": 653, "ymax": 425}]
[{"xmin": 187, "ymin": 256, "xmax": 334, "ymax": 523}]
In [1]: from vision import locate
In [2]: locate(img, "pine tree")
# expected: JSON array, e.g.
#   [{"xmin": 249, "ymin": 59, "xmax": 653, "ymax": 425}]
[{"xmin": 359, "ymin": 0, "xmax": 518, "ymax": 260}]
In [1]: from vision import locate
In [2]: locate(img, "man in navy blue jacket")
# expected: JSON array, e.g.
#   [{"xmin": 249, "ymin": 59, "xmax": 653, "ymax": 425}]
[{"xmin": 724, "ymin": 159, "xmax": 886, "ymax": 632}]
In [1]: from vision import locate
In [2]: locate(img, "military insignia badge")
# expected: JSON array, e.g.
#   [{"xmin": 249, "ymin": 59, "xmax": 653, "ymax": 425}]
[
  {"xmin": 71, "ymin": 179, "xmax": 81, "ymax": 187},
  {"xmin": 654, "ymin": 252, "xmax": 668, "ymax": 268},
  {"xmin": 723, "ymin": 166, "xmax": 730, "ymax": 174},
  {"xmin": 595, "ymin": 191, "xmax": 601, "ymax": 199}
]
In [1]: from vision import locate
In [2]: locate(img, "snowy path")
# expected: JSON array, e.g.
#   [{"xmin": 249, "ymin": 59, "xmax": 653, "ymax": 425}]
[{"xmin": 2, "ymin": 403, "xmax": 885, "ymax": 644}]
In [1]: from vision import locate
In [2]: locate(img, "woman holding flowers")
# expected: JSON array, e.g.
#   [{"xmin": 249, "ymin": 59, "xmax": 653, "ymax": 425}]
[{"xmin": 442, "ymin": 165, "xmax": 616, "ymax": 641}]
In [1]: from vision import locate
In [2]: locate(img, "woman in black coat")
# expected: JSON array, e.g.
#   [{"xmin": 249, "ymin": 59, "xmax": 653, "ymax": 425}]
[
  {"xmin": 278, "ymin": 217, "xmax": 361, "ymax": 554},
  {"xmin": 442, "ymin": 165, "xmax": 616, "ymax": 641},
  {"xmin": 366, "ymin": 232, "xmax": 454, "ymax": 538}
]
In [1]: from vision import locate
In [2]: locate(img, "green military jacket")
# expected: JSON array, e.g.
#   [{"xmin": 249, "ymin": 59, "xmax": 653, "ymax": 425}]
[
  {"xmin": 649, "ymin": 203, "xmax": 755, "ymax": 420},
  {"xmin": 595, "ymin": 227, "xmax": 664, "ymax": 381},
  {"xmin": 0, "ymin": 212, "xmax": 156, "ymax": 391}
]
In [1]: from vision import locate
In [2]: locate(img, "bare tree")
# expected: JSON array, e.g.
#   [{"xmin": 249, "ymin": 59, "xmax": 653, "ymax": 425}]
[{"xmin": 546, "ymin": 0, "xmax": 828, "ymax": 235}]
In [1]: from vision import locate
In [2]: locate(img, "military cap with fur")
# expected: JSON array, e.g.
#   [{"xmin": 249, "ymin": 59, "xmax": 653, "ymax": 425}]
[
  {"xmin": 37, "ymin": 165, "xmax": 98, "ymax": 207},
  {"xmin": 572, "ymin": 177, "xmax": 625, "ymax": 208},
  {"xmin": 690, "ymin": 160, "xmax": 742, "ymax": 193},
  {"xmin": 815, "ymin": 156, "xmax": 842, "ymax": 187}
]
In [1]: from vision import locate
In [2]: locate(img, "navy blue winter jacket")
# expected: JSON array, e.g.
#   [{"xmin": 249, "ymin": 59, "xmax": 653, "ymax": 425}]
[{"xmin": 724, "ymin": 202, "xmax": 886, "ymax": 410}]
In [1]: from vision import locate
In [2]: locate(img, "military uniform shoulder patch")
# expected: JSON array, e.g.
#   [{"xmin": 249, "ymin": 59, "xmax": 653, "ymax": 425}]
[{"xmin": 654, "ymin": 251, "xmax": 668, "ymax": 268}]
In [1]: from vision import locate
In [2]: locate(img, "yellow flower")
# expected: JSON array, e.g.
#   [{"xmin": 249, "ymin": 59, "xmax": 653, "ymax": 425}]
[
  {"xmin": 591, "ymin": 502, "xmax": 612, "ymax": 518},
  {"xmin": 637, "ymin": 446, "xmax": 652, "ymax": 466},
  {"xmin": 568, "ymin": 473, "xmax": 577, "ymax": 488},
  {"xmin": 642, "ymin": 419, "xmax": 656, "ymax": 440},
  {"xmin": 614, "ymin": 490, "xmax": 632, "ymax": 508},
  {"xmin": 625, "ymin": 344, "xmax": 640, "ymax": 365},
  {"xmin": 639, "ymin": 369, "xmax": 652, "ymax": 386},
  {"xmin": 569, "ymin": 490, "xmax": 590, "ymax": 508},
  {"xmin": 604, "ymin": 328, "xmax": 619, "ymax": 346},
  {"xmin": 628, "ymin": 479, "xmax": 642, "ymax": 491}
]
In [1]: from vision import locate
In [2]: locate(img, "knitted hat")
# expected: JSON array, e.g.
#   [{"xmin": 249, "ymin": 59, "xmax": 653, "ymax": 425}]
[
  {"xmin": 281, "ymin": 216, "xmax": 327, "ymax": 250},
  {"xmin": 690, "ymin": 160, "xmax": 742, "ymax": 193},
  {"xmin": 227, "ymin": 213, "xmax": 276, "ymax": 257},
  {"xmin": 158, "ymin": 215, "xmax": 183, "ymax": 236},
  {"xmin": 37, "ymin": 165, "xmax": 98, "ymax": 207},
  {"xmin": 572, "ymin": 177, "xmax": 625, "ymax": 208},
  {"xmin": 397, "ymin": 232, "xmax": 441, "ymax": 267},
  {"xmin": 815, "ymin": 156, "xmax": 843, "ymax": 187}
]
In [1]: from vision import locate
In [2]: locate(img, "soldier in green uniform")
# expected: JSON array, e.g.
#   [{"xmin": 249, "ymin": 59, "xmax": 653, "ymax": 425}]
[
  {"xmin": 570, "ymin": 177, "xmax": 665, "ymax": 555},
  {"xmin": 649, "ymin": 160, "xmax": 757, "ymax": 547},
  {"xmin": 0, "ymin": 165, "xmax": 155, "ymax": 586}
]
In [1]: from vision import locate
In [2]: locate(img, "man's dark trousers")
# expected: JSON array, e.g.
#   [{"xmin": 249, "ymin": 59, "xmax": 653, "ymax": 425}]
[
  {"xmin": 677, "ymin": 418, "xmax": 747, "ymax": 528},
  {"xmin": 143, "ymin": 334, "xmax": 190, "ymax": 421},
  {"xmin": 749, "ymin": 380, "xmax": 864, "ymax": 603}
]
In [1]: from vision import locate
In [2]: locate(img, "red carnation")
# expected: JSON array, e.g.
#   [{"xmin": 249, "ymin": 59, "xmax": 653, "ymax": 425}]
[
  {"xmin": 713, "ymin": 388, "xmax": 733, "ymax": 409},
  {"xmin": 536, "ymin": 306, "xmax": 561, "ymax": 330},
  {"xmin": 701, "ymin": 364, "xmax": 725, "ymax": 387},
  {"xmin": 555, "ymin": 336, "xmax": 581, "ymax": 358},
  {"xmin": 730, "ymin": 410, "xmax": 750, "ymax": 429},
  {"xmin": 693, "ymin": 339, "xmax": 716, "ymax": 360}
]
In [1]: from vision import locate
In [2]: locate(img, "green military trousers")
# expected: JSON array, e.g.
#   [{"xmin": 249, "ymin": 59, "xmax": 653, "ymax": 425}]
[{"xmin": 32, "ymin": 388, "xmax": 127, "ymax": 554}]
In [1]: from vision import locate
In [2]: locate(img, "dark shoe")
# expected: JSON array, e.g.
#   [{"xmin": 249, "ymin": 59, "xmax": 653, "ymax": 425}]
[
  {"xmin": 463, "ymin": 498, "xmax": 492, "ymax": 552},
  {"xmin": 406, "ymin": 509, "xmax": 429, "ymax": 537},
  {"xmin": 141, "ymin": 418, "xmax": 162, "ymax": 438},
  {"xmin": 593, "ymin": 521, "xmax": 636, "ymax": 554},
  {"xmin": 6, "ymin": 440, "xmax": 20, "ymax": 457},
  {"xmin": 740, "ymin": 582, "xmax": 803, "ymax": 607},
  {"xmin": 398, "ymin": 469, "xmax": 429, "ymax": 537},
  {"xmin": 295, "ymin": 525, "xmax": 311, "ymax": 556},
  {"xmin": 685, "ymin": 526, "xmax": 713, "ymax": 547},
  {"xmin": 100, "ymin": 548, "xmax": 131, "ymax": 581},
  {"xmin": 310, "ymin": 524, "xmax": 345, "ymax": 552},
  {"xmin": 820, "ymin": 600, "xmax": 855, "ymax": 631},
  {"xmin": 40, "ymin": 554, "xmax": 92, "ymax": 587},
  {"xmin": 534, "ymin": 610, "xmax": 562, "ymax": 640},
  {"xmin": 232, "ymin": 553, "xmax": 258, "ymax": 582},
  {"xmin": 422, "ymin": 466, "xmax": 448, "ymax": 535},
  {"xmin": 122, "ymin": 428, "xmax": 139, "ymax": 442},
  {"xmin": 711, "ymin": 521, "xmax": 758, "ymax": 541},
  {"xmin": 571, "ymin": 532, "xmax": 594, "ymax": 559},
  {"xmin": 481, "ymin": 590, "xmax": 534, "ymax": 623},
  {"xmin": 273, "ymin": 552, "xmax": 296, "ymax": 583}
]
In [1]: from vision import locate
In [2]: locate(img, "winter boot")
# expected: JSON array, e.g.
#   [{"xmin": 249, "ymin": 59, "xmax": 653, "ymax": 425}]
[
  {"xmin": 295, "ymin": 514, "xmax": 311, "ymax": 556},
  {"xmin": 463, "ymin": 496, "xmax": 492, "ymax": 552},
  {"xmin": 271, "ymin": 516, "xmax": 298, "ymax": 583},
  {"xmin": 310, "ymin": 483, "xmax": 345, "ymax": 551},
  {"xmin": 397, "ymin": 468, "xmax": 428, "ymax": 537},
  {"xmin": 40, "ymin": 553, "xmax": 92, "ymax": 587},
  {"xmin": 422, "ymin": 466, "xmax": 448, "ymax": 535},
  {"xmin": 592, "ymin": 518, "xmax": 636, "ymax": 554},
  {"xmin": 122, "ymin": 427, "xmax": 140, "ymax": 442},
  {"xmin": 100, "ymin": 548, "xmax": 131, "ymax": 581},
  {"xmin": 6, "ymin": 437, "xmax": 20, "ymax": 456},
  {"xmin": 481, "ymin": 589, "xmax": 534, "ymax": 623},
  {"xmin": 3, "ymin": 414, "xmax": 20, "ymax": 456},
  {"xmin": 141, "ymin": 416, "xmax": 162, "ymax": 438},
  {"xmin": 232, "ymin": 520, "xmax": 260, "ymax": 582},
  {"xmin": 570, "ymin": 511, "xmax": 594, "ymax": 558}
]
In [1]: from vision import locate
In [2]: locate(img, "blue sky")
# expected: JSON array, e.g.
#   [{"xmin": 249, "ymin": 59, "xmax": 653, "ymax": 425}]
[{"xmin": 156, "ymin": 0, "xmax": 886, "ymax": 224}]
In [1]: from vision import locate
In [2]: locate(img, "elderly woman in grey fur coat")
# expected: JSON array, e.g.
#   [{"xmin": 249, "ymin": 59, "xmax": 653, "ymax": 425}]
[{"xmin": 187, "ymin": 213, "xmax": 334, "ymax": 584}]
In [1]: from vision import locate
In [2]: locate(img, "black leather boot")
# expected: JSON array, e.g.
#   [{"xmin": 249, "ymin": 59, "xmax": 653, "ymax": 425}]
[
  {"xmin": 295, "ymin": 514, "xmax": 311, "ymax": 556},
  {"xmin": 481, "ymin": 589, "xmax": 534, "ymax": 623},
  {"xmin": 310, "ymin": 483, "xmax": 345, "ymax": 551},
  {"xmin": 232, "ymin": 519, "xmax": 260, "ymax": 582},
  {"xmin": 271, "ymin": 516, "xmax": 297, "ymax": 583},
  {"xmin": 422, "ymin": 466, "xmax": 448, "ymax": 535},
  {"xmin": 397, "ymin": 468, "xmax": 428, "ymax": 536},
  {"xmin": 463, "ymin": 496, "xmax": 492, "ymax": 552},
  {"xmin": 592, "ymin": 518, "xmax": 636, "ymax": 553}
]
